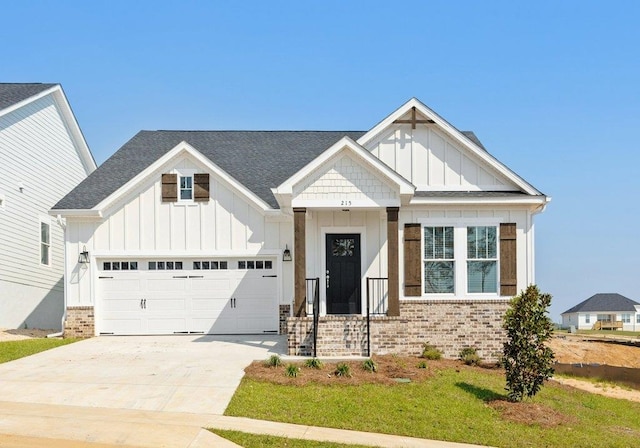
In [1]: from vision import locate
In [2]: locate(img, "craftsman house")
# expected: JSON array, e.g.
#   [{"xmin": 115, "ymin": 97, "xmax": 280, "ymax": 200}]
[
  {"xmin": 562, "ymin": 293, "xmax": 640, "ymax": 331},
  {"xmin": 0, "ymin": 83, "xmax": 96, "ymax": 330},
  {"xmin": 52, "ymin": 98, "xmax": 548, "ymax": 359}
]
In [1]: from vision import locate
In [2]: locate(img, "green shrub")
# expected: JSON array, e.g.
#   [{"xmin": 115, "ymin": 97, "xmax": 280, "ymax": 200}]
[
  {"xmin": 304, "ymin": 358, "xmax": 323, "ymax": 369},
  {"xmin": 503, "ymin": 285, "xmax": 555, "ymax": 402},
  {"xmin": 417, "ymin": 360, "xmax": 428, "ymax": 369},
  {"xmin": 459, "ymin": 347, "xmax": 481, "ymax": 366},
  {"xmin": 264, "ymin": 354, "xmax": 282, "ymax": 368},
  {"xmin": 362, "ymin": 358, "xmax": 377, "ymax": 373},
  {"xmin": 334, "ymin": 362, "xmax": 352, "ymax": 377},
  {"xmin": 421, "ymin": 343, "xmax": 442, "ymax": 360},
  {"xmin": 285, "ymin": 364, "xmax": 300, "ymax": 377}
]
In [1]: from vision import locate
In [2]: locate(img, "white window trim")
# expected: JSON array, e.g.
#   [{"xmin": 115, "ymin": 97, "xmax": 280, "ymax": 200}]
[
  {"xmin": 39, "ymin": 216, "xmax": 52, "ymax": 267},
  {"xmin": 621, "ymin": 313, "xmax": 631, "ymax": 324},
  {"xmin": 174, "ymin": 169, "xmax": 197, "ymax": 205},
  {"xmin": 585, "ymin": 313, "xmax": 590, "ymax": 324},
  {"xmin": 418, "ymin": 218, "xmax": 503, "ymax": 299}
]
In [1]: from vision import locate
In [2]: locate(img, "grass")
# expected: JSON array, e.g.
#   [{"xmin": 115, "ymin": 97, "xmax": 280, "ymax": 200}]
[
  {"xmin": 0, "ymin": 338, "xmax": 77, "ymax": 364},
  {"xmin": 226, "ymin": 366, "xmax": 640, "ymax": 448},
  {"xmin": 211, "ymin": 430, "xmax": 373, "ymax": 448}
]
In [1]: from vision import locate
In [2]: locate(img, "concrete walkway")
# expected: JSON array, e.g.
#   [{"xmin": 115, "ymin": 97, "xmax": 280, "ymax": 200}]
[{"xmin": 0, "ymin": 401, "xmax": 490, "ymax": 447}]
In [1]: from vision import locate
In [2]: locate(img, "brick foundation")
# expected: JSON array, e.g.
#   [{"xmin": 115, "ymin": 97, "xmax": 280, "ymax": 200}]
[
  {"xmin": 287, "ymin": 299, "xmax": 509, "ymax": 362},
  {"xmin": 64, "ymin": 306, "xmax": 95, "ymax": 338},
  {"xmin": 279, "ymin": 304, "xmax": 291, "ymax": 335}
]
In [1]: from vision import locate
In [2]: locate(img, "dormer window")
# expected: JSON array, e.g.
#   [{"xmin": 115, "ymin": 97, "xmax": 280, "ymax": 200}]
[{"xmin": 180, "ymin": 176, "xmax": 193, "ymax": 201}]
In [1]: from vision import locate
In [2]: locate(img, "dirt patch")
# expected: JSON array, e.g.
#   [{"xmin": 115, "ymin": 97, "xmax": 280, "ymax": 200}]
[
  {"xmin": 244, "ymin": 356, "xmax": 493, "ymax": 386},
  {"xmin": 0, "ymin": 328, "xmax": 56, "ymax": 342},
  {"xmin": 549, "ymin": 335, "xmax": 640, "ymax": 368},
  {"xmin": 487, "ymin": 399, "xmax": 576, "ymax": 428}
]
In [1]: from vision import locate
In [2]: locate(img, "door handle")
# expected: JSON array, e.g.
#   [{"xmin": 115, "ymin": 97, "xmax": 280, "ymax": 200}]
[
  {"xmin": 173, "ymin": 275, "xmax": 188, "ymax": 279},
  {"xmin": 189, "ymin": 275, "xmax": 203, "ymax": 279},
  {"xmin": 143, "ymin": 299, "xmax": 147, "ymax": 309},
  {"xmin": 140, "ymin": 299, "xmax": 143, "ymax": 309},
  {"xmin": 262, "ymin": 275, "xmax": 277, "ymax": 278}
]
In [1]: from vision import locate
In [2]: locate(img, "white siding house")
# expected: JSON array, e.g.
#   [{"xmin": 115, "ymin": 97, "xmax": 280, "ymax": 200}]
[
  {"xmin": 0, "ymin": 84, "xmax": 95, "ymax": 329},
  {"xmin": 53, "ymin": 98, "xmax": 549, "ymax": 359},
  {"xmin": 562, "ymin": 293, "xmax": 640, "ymax": 331}
]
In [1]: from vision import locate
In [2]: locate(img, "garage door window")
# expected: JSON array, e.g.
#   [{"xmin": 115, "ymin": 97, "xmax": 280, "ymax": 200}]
[
  {"xmin": 238, "ymin": 260, "xmax": 272, "ymax": 269},
  {"xmin": 148, "ymin": 261, "xmax": 183, "ymax": 270},
  {"xmin": 193, "ymin": 261, "xmax": 228, "ymax": 270},
  {"xmin": 103, "ymin": 261, "xmax": 138, "ymax": 271}
]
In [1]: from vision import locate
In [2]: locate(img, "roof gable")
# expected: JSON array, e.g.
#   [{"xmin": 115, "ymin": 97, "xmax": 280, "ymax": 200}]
[
  {"xmin": 0, "ymin": 83, "xmax": 57, "ymax": 111},
  {"xmin": 562, "ymin": 293, "xmax": 640, "ymax": 314},
  {"xmin": 358, "ymin": 98, "xmax": 543, "ymax": 196}
]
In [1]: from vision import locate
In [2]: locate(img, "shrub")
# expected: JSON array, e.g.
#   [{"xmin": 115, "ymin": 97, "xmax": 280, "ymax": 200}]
[
  {"xmin": 264, "ymin": 354, "xmax": 282, "ymax": 368},
  {"xmin": 459, "ymin": 347, "xmax": 481, "ymax": 366},
  {"xmin": 335, "ymin": 362, "xmax": 352, "ymax": 377},
  {"xmin": 285, "ymin": 364, "xmax": 300, "ymax": 377},
  {"xmin": 304, "ymin": 358, "xmax": 323, "ymax": 369},
  {"xmin": 503, "ymin": 285, "xmax": 555, "ymax": 402},
  {"xmin": 362, "ymin": 358, "xmax": 377, "ymax": 373},
  {"xmin": 417, "ymin": 360, "xmax": 428, "ymax": 369},
  {"xmin": 421, "ymin": 343, "xmax": 442, "ymax": 360}
]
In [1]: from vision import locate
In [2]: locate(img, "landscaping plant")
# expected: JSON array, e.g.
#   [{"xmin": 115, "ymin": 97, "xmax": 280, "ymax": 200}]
[
  {"xmin": 334, "ymin": 362, "xmax": 352, "ymax": 377},
  {"xmin": 304, "ymin": 358, "xmax": 324, "ymax": 369},
  {"xmin": 421, "ymin": 343, "xmax": 442, "ymax": 360},
  {"xmin": 285, "ymin": 364, "xmax": 300, "ymax": 377},
  {"xmin": 502, "ymin": 284, "xmax": 555, "ymax": 402},
  {"xmin": 459, "ymin": 347, "xmax": 481, "ymax": 366},
  {"xmin": 265, "ymin": 354, "xmax": 283, "ymax": 367},
  {"xmin": 362, "ymin": 358, "xmax": 377, "ymax": 373}
]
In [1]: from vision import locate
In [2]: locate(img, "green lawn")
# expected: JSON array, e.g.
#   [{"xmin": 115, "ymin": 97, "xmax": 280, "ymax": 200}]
[
  {"xmin": 212, "ymin": 430, "xmax": 373, "ymax": 448},
  {"xmin": 0, "ymin": 338, "xmax": 77, "ymax": 364},
  {"xmin": 226, "ymin": 367, "xmax": 640, "ymax": 448}
]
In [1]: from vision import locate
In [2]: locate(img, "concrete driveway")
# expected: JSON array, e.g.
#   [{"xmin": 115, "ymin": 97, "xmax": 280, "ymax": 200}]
[{"xmin": 0, "ymin": 335, "xmax": 285, "ymax": 415}]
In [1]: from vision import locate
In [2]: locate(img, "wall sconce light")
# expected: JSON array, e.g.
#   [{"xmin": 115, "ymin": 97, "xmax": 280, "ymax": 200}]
[
  {"xmin": 78, "ymin": 246, "xmax": 90, "ymax": 264},
  {"xmin": 283, "ymin": 244, "xmax": 292, "ymax": 262}
]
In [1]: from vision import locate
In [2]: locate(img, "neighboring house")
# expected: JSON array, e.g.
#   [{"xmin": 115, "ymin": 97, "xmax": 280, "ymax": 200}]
[
  {"xmin": 52, "ymin": 98, "xmax": 548, "ymax": 359},
  {"xmin": 0, "ymin": 83, "xmax": 96, "ymax": 330},
  {"xmin": 562, "ymin": 293, "xmax": 640, "ymax": 331}
]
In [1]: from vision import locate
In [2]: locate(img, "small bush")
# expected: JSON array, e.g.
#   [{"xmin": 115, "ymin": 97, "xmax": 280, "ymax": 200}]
[
  {"xmin": 285, "ymin": 364, "xmax": 300, "ymax": 377},
  {"xmin": 417, "ymin": 360, "xmax": 428, "ymax": 369},
  {"xmin": 265, "ymin": 354, "xmax": 282, "ymax": 368},
  {"xmin": 362, "ymin": 358, "xmax": 378, "ymax": 372},
  {"xmin": 304, "ymin": 358, "xmax": 323, "ymax": 369},
  {"xmin": 335, "ymin": 362, "xmax": 352, "ymax": 377},
  {"xmin": 421, "ymin": 343, "xmax": 442, "ymax": 360},
  {"xmin": 459, "ymin": 347, "xmax": 481, "ymax": 366}
]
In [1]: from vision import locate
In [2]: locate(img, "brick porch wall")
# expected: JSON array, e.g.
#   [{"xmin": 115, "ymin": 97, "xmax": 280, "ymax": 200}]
[
  {"xmin": 287, "ymin": 300, "xmax": 509, "ymax": 361},
  {"xmin": 279, "ymin": 304, "xmax": 291, "ymax": 335},
  {"xmin": 64, "ymin": 306, "xmax": 95, "ymax": 338}
]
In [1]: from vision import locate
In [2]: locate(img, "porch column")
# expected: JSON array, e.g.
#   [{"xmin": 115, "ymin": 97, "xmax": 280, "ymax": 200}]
[
  {"xmin": 387, "ymin": 207, "xmax": 400, "ymax": 316},
  {"xmin": 294, "ymin": 207, "xmax": 307, "ymax": 317}
]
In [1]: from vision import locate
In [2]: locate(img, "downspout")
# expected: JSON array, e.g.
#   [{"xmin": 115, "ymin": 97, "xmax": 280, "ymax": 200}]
[{"xmin": 47, "ymin": 214, "xmax": 66, "ymax": 338}]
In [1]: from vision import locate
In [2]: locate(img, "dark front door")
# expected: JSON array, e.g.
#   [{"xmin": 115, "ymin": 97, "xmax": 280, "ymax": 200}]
[{"xmin": 326, "ymin": 234, "xmax": 361, "ymax": 314}]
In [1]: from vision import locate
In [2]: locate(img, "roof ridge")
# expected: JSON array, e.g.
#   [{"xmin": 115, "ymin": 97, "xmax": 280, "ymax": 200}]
[{"xmin": 148, "ymin": 130, "xmax": 366, "ymax": 133}]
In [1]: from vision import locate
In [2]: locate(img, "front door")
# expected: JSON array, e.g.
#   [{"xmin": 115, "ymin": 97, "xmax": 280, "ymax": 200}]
[{"xmin": 326, "ymin": 234, "xmax": 361, "ymax": 314}]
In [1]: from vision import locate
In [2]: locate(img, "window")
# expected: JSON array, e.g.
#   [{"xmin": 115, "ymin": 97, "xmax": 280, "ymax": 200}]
[
  {"xmin": 148, "ymin": 261, "xmax": 183, "ymax": 270},
  {"xmin": 238, "ymin": 260, "xmax": 273, "ymax": 270},
  {"xmin": 193, "ymin": 260, "xmax": 228, "ymax": 270},
  {"xmin": 40, "ymin": 220, "xmax": 50, "ymax": 265},
  {"xmin": 179, "ymin": 176, "xmax": 193, "ymax": 201},
  {"xmin": 585, "ymin": 314, "xmax": 590, "ymax": 324},
  {"xmin": 597, "ymin": 314, "xmax": 611, "ymax": 322},
  {"xmin": 103, "ymin": 261, "xmax": 138, "ymax": 271},
  {"xmin": 637, "ymin": 314, "xmax": 640, "ymax": 324},
  {"xmin": 467, "ymin": 226, "xmax": 498, "ymax": 293},
  {"xmin": 423, "ymin": 227, "xmax": 454, "ymax": 293},
  {"xmin": 621, "ymin": 314, "xmax": 631, "ymax": 324}
]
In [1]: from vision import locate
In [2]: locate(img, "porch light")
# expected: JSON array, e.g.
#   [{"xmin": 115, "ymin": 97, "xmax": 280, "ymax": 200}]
[
  {"xmin": 78, "ymin": 246, "xmax": 90, "ymax": 264},
  {"xmin": 283, "ymin": 245, "xmax": 292, "ymax": 262}
]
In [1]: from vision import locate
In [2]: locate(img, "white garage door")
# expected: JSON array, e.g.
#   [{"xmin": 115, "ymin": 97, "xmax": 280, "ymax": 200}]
[{"xmin": 97, "ymin": 258, "xmax": 278, "ymax": 335}]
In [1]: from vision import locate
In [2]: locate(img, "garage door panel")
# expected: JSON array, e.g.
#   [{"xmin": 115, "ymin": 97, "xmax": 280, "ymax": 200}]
[
  {"xmin": 191, "ymin": 278, "xmax": 233, "ymax": 291},
  {"xmin": 101, "ymin": 279, "xmax": 142, "ymax": 292},
  {"xmin": 147, "ymin": 318, "xmax": 188, "ymax": 333},
  {"xmin": 191, "ymin": 298, "xmax": 229, "ymax": 311},
  {"xmin": 101, "ymin": 318, "xmax": 143, "ymax": 335},
  {"xmin": 102, "ymin": 298, "xmax": 143, "ymax": 312},
  {"xmin": 147, "ymin": 298, "xmax": 187, "ymax": 312},
  {"xmin": 146, "ymin": 278, "xmax": 188, "ymax": 292}
]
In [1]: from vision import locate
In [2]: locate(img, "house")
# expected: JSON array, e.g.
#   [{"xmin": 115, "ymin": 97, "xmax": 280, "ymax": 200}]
[
  {"xmin": 562, "ymin": 293, "xmax": 640, "ymax": 331},
  {"xmin": 51, "ymin": 98, "xmax": 548, "ymax": 360},
  {"xmin": 0, "ymin": 83, "xmax": 96, "ymax": 330}
]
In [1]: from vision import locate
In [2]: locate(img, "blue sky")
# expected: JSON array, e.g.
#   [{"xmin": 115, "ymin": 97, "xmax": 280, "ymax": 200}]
[{"xmin": 3, "ymin": 1, "xmax": 639, "ymax": 321}]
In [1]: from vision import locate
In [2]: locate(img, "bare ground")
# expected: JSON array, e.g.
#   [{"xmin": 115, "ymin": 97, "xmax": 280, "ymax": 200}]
[
  {"xmin": 548, "ymin": 334, "xmax": 640, "ymax": 368},
  {"xmin": 0, "ymin": 328, "xmax": 57, "ymax": 342}
]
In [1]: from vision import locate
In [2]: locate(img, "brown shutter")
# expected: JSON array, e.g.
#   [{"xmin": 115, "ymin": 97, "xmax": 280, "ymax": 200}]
[
  {"xmin": 500, "ymin": 223, "xmax": 517, "ymax": 297},
  {"xmin": 404, "ymin": 223, "xmax": 422, "ymax": 296},
  {"xmin": 161, "ymin": 173, "xmax": 177, "ymax": 202},
  {"xmin": 194, "ymin": 173, "xmax": 210, "ymax": 202}
]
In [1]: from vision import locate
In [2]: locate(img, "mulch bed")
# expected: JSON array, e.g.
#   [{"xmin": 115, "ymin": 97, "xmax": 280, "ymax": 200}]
[{"xmin": 486, "ymin": 399, "xmax": 577, "ymax": 428}]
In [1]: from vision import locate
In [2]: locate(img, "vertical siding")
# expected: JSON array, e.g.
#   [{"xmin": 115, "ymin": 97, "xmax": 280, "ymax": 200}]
[
  {"xmin": 0, "ymin": 94, "xmax": 90, "ymax": 298},
  {"xmin": 363, "ymin": 124, "xmax": 512, "ymax": 190}
]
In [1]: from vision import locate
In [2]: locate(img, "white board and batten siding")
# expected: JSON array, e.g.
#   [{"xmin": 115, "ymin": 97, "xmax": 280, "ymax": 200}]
[
  {"xmin": 65, "ymin": 155, "xmax": 293, "ymax": 334},
  {"xmin": 366, "ymin": 125, "xmax": 514, "ymax": 191},
  {"xmin": 0, "ymin": 94, "xmax": 92, "ymax": 329}
]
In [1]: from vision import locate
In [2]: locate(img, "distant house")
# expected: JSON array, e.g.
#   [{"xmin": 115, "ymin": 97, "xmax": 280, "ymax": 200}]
[
  {"xmin": 0, "ymin": 83, "xmax": 96, "ymax": 330},
  {"xmin": 562, "ymin": 293, "xmax": 640, "ymax": 331}
]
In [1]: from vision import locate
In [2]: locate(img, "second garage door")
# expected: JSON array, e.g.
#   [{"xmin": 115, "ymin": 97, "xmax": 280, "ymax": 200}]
[{"xmin": 97, "ymin": 258, "xmax": 278, "ymax": 335}]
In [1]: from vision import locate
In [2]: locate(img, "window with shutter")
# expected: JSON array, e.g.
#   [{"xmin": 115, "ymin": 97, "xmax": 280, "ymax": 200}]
[
  {"xmin": 499, "ymin": 223, "xmax": 517, "ymax": 296},
  {"xmin": 404, "ymin": 224, "xmax": 422, "ymax": 296}
]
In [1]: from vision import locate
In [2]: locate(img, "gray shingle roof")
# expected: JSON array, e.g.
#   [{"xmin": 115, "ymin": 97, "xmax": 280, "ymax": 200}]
[
  {"xmin": 413, "ymin": 191, "xmax": 535, "ymax": 198},
  {"xmin": 0, "ymin": 83, "xmax": 57, "ymax": 111},
  {"xmin": 562, "ymin": 293, "xmax": 640, "ymax": 314},
  {"xmin": 53, "ymin": 131, "xmax": 367, "ymax": 210},
  {"xmin": 460, "ymin": 131, "xmax": 486, "ymax": 151}
]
